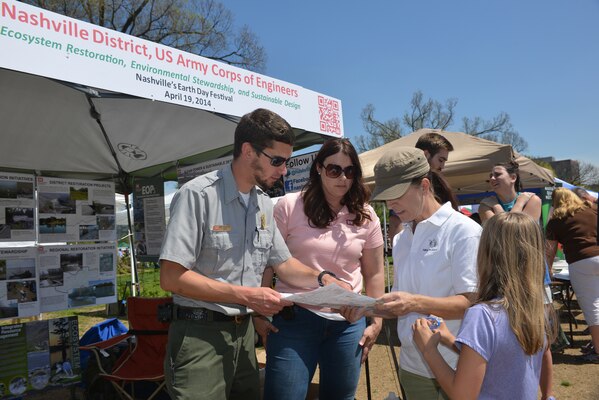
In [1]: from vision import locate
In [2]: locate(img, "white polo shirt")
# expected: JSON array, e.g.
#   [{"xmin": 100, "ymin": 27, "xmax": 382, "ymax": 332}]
[{"xmin": 392, "ymin": 202, "xmax": 481, "ymax": 378}]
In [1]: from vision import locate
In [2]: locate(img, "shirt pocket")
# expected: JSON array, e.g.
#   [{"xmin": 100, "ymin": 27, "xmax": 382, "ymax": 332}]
[
  {"xmin": 202, "ymin": 232, "xmax": 238, "ymax": 275},
  {"xmin": 252, "ymin": 230, "xmax": 273, "ymax": 274}
]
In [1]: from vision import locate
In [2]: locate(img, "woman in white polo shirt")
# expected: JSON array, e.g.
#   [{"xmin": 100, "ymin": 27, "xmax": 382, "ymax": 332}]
[{"xmin": 345, "ymin": 147, "xmax": 481, "ymax": 400}]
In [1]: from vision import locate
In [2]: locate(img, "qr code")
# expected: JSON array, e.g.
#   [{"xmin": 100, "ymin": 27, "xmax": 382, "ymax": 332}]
[{"xmin": 318, "ymin": 96, "xmax": 341, "ymax": 135}]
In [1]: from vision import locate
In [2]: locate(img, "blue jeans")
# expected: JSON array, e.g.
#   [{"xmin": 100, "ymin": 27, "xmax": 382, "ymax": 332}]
[{"xmin": 263, "ymin": 306, "xmax": 366, "ymax": 400}]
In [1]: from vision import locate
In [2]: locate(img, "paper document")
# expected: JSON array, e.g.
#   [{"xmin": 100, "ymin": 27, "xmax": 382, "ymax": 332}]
[{"xmin": 284, "ymin": 284, "xmax": 377, "ymax": 309}]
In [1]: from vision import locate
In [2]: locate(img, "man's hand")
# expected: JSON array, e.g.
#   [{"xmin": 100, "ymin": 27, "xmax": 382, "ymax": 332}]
[
  {"xmin": 253, "ymin": 315, "xmax": 278, "ymax": 349},
  {"xmin": 241, "ymin": 287, "xmax": 292, "ymax": 317},
  {"xmin": 375, "ymin": 291, "xmax": 417, "ymax": 317}
]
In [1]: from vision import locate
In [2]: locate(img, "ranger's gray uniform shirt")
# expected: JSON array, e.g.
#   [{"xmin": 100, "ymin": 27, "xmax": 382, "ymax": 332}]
[{"xmin": 159, "ymin": 165, "xmax": 291, "ymax": 315}]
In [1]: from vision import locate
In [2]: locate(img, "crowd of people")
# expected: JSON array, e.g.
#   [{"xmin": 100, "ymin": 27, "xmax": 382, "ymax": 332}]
[{"xmin": 159, "ymin": 108, "xmax": 598, "ymax": 400}]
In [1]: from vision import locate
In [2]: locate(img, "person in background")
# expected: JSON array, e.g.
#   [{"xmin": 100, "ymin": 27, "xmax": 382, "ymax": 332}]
[
  {"xmin": 478, "ymin": 161, "xmax": 542, "ymax": 223},
  {"xmin": 159, "ymin": 108, "xmax": 350, "ymax": 400},
  {"xmin": 413, "ymin": 212, "xmax": 556, "ymax": 399},
  {"xmin": 259, "ymin": 138, "xmax": 385, "ymax": 400},
  {"xmin": 478, "ymin": 160, "xmax": 555, "ymax": 400},
  {"xmin": 415, "ymin": 132, "xmax": 454, "ymax": 173},
  {"xmin": 388, "ymin": 132, "xmax": 456, "ymax": 245},
  {"xmin": 546, "ymin": 187, "xmax": 599, "ymax": 363},
  {"xmin": 573, "ymin": 187, "xmax": 597, "ymax": 203},
  {"xmin": 342, "ymin": 147, "xmax": 481, "ymax": 400}
]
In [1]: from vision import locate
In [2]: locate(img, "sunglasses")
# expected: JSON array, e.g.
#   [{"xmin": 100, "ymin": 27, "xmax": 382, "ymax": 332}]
[
  {"xmin": 255, "ymin": 147, "xmax": 290, "ymax": 167},
  {"xmin": 324, "ymin": 164, "xmax": 356, "ymax": 179}
]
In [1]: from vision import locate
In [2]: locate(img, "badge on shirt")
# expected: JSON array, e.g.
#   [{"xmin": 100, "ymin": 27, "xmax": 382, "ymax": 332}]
[
  {"xmin": 212, "ymin": 225, "xmax": 232, "ymax": 232},
  {"xmin": 422, "ymin": 238, "xmax": 439, "ymax": 252},
  {"xmin": 260, "ymin": 213, "xmax": 267, "ymax": 229}
]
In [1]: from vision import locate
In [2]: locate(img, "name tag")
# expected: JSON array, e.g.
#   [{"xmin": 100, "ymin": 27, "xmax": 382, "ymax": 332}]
[{"xmin": 212, "ymin": 225, "xmax": 232, "ymax": 232}]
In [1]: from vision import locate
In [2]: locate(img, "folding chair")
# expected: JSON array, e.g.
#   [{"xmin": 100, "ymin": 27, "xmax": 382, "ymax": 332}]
[{"xmin": 81, "ymin": 297, "xmax": 172, "ymax": 400}]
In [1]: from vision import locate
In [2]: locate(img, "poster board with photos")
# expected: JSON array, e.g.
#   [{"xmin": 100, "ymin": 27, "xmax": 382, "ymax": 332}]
[
  {"xmin": 0, "ymin": 173, "xmax": 35, "ymax": 242},
  {"xmin": 0, "ymin": 316, "xmax": 80, "ymax": 398},
  {"xmin": 36, "ymin": 177, "xmax": 116, "ymax": 243},
  {"xmin": 38, "ymin": 244, "xmax": 117, "ymax": 313},
  {"xmin": 0, "ymin": 247, "xmax": 39, "ymax": 320}
]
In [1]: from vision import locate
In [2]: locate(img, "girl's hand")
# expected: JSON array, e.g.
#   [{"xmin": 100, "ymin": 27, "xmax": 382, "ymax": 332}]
[
  {"xmin": 434, "ymin": 320, "xmax": 456, "ymax": 349},
  {"xmin": 412, "ymin": 318, "xmax": 441, "ymax": 354}
]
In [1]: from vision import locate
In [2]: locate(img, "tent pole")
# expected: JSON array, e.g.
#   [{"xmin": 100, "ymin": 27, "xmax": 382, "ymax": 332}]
[
  {"xmin": 86, "ymin": 95, "xmax": 139, "ymax": 297},
  {"xmin": 124, "ymin": 190, "xmax": 138, "ymax": 297},
  {"xmin": 382, "ymin": 202, "xmax": 391, "ymax": 292}
]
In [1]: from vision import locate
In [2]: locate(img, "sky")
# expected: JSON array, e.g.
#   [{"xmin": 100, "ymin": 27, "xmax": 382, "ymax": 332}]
[{"xmin": 221, "ymin": 0, "xmax": 599, "ymax": 167}]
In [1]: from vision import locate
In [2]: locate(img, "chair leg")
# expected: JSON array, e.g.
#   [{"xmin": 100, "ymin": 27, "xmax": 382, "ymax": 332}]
[
  {"xmin": 110, "ymin": 380, "xmax": 134, "ymax": 400},
  {"xmin": 147, "ymin": 381, "xmax": 167, "ymax": 400}
]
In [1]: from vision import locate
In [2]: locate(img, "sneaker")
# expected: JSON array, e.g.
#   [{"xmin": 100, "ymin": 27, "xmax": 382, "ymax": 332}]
[
  {"xmin": 577, "ymin": 352, "xmax": 599, "ymax": 363},
  {"xmin": 580, "ymin": 342, "xmax": 595, "ymax": 355}
]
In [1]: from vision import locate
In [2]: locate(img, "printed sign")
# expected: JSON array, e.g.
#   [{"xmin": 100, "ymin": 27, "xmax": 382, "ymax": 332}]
[
  {"xmin": 133, "ymin": 178, "xmax": 165, "ymax": 262},
  {"xmin": 0, "ymin": 0, "xmax": 343, "ymax": 137},
  {"xmin": 0, "ymin": 316, "xmax": 80, "ymax": 397}
]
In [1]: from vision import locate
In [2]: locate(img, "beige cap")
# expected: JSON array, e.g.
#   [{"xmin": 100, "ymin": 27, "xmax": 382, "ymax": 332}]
[{"xmin": 371, "ymin": 147, "xmax": 430, "ymax": 201}]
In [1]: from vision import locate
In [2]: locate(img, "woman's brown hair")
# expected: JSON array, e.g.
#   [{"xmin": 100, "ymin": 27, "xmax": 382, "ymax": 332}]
[{"xmin": 302, "ymin": 138, "xmax": 371, "ymax": 228}]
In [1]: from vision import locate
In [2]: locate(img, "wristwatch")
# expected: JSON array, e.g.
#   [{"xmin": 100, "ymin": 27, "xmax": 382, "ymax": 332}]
[{"xmin": 317, "ymin": 270, "xmax": 337, "ymax": 287}]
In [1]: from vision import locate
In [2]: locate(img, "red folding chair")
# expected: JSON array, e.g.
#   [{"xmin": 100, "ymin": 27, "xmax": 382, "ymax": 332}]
[{"xmin": 81, "ymin": 297, "xmax": 172, "ymax": 400}]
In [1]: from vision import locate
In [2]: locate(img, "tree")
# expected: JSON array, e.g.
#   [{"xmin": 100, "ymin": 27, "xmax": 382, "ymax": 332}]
[
  {"xmin": 23, "ymin": 0, "xmax": 266, "ymax": 71},
  {"xmin": 574, "ymin": 161, "xmax": 599, "ymax": 188},
  {"xmin": 356, "ymin": 91, "xmax": 528, "ymax": 153}
]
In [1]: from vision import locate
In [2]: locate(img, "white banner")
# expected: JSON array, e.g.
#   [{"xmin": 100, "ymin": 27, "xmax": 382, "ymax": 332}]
[
  {"xmin": 0, "ymin": 0, "xmax": 343, "ymax": 137},
  {"xmin": 177, "ymin": 156, "xmax": 233, "ymax": 186}
]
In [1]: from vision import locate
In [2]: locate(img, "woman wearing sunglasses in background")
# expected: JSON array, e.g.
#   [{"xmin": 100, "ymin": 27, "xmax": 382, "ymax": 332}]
[{"xmin": 259, "ymin": 138, "xmax": 385, "ymax": 400}]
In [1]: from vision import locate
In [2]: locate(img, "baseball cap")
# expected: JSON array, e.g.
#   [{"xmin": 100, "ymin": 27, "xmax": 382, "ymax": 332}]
[{"xmin": 371, "ymin": 147, "xmax": 430, "ymax": 201}]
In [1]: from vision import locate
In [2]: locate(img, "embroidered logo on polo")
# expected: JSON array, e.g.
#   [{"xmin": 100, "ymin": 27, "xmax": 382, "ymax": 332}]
[{"xmin": 422, "ymin": 238, "xmax": 439, "ymax": 252}]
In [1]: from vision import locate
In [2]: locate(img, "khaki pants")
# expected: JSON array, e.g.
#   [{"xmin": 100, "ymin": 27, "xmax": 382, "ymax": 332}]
[
  {"xmin": 400, "ymin": 369, "xmax": 449, "ymax": 400},
  {"xmin": 165, "ymin": 317, "xmax": 259, "ymax": 400}
]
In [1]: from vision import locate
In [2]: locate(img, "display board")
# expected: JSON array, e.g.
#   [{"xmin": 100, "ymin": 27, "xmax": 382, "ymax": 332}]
[
  {"xmin": 0, "ymin": 316, "xmax": 80, "ymax": 398},
  {"xmin": 133, "ymin": 178, "xmax": 165, "ymax": 262},
  {"xmin": 0, "ymin": 247, "xmax": 39, "ymax": 319},
  {"xmin": 36, "ymin": 177, "xmax": 116, "ymax": 243},
  {"xmin": 38, "ymin": 244, "xmax": 117, "ymax": 313}
]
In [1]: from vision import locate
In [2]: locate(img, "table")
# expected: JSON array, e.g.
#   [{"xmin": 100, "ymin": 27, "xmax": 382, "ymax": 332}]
[{"xmin": 551, "ymin": 261, "xmax": 577, "ymax": 343}]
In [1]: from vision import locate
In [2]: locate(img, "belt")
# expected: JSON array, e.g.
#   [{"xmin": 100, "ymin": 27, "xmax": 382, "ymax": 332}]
[{"xmin": 176, "ymin": 305, "xmax": 250, "ymax": 324}]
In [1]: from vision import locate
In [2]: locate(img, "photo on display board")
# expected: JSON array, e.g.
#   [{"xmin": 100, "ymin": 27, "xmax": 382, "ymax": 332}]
[
  {"xmin": 7, "ymin": 280, "xmax": 37, "ymax": 303},
  {"xmin": 38, "ymin": 193, "xmax": 76, "ymax": 214},
  {"xmin": 78, "ymin": 225, "xmax": 99, "ymax": 241},
  {"xmin": 69, "ymin": 186, "xmax": 88, "ymax": 201},
  {"xmin": 39, "ymin": 217, "xmax": 67, "ymax": 234},
  {"xmin": 5, "ymin": 208, "xmax": 34, "ymax": 230}
]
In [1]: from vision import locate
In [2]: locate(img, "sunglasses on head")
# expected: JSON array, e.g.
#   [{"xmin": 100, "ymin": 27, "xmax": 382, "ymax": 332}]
[
  {"xmin": 323, "ymin": 164, "xmax": 356, "ymax": 179},
  {"xmin": 254, "ymin": 147, "xmax": 289, "ymax": 167}
]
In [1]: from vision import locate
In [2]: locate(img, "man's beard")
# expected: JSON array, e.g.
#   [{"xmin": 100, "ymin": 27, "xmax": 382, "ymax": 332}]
[{"xmin": 251, "ymin": 158, "xmax": 273, "ymax": 190}]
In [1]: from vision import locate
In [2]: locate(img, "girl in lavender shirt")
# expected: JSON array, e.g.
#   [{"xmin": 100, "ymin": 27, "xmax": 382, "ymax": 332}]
[{"xmin": 413, "ymin": 212, "xmax": 557, "ymax": 400}]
